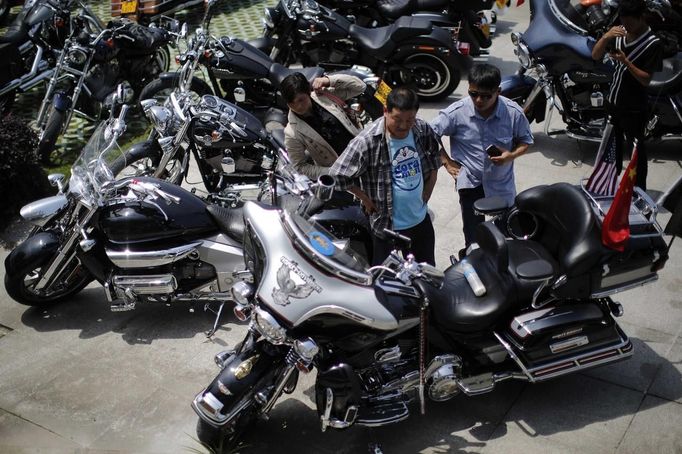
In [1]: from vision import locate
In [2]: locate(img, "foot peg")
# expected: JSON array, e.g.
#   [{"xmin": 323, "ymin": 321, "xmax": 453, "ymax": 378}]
[{"xmin": 110, "ymin": 300, "xmax": 136, "ymax": 312}]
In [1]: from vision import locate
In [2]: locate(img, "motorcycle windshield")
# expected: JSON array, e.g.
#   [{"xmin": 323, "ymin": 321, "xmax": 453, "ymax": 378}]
[
  {"xmin": 69, "ymin": 121, "xmax": 122, "ymax": 206},
  {"xmin": 548, "ymin": 0, "xmax": 593, "ymax": 35},
  {"xmin": 283, "ymin": 210, "xmax": 371, "ymax": 283}
]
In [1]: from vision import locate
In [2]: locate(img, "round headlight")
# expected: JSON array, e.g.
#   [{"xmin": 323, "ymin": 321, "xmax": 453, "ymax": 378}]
[
  {"xmin": 146, "ymin": 105, "xmax": 172, "ymax": 133},
  {"xmin": 252, "ymin": 307, "xmax": 287, "ymax": 345},
  {"xmin": 231, "ymin": 281, "xmax": 255, "ymax": 305},
  {"xmin": 67, "ymin": 47, "xmax": 88, "ymax": 65},
  {"xmin": 515, "ymin": 42, "xmax": 532, "ymax": 69},
  {"xmin": 510, "ymin": 32, "xmax": 521, "ymax": 46}
]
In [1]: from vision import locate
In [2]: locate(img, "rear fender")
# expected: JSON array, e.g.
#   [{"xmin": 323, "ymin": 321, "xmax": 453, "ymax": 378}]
[
  {"xmin": 4, "ymin": 231, "xmax": 60, "ymax": 278},
  {"xmin": 392, "ymin": 34, "xmax": 472, "ymax": 71},
  {"xmin": 52, "ymin": 91, "xmax": 72, "ymax": 112}
]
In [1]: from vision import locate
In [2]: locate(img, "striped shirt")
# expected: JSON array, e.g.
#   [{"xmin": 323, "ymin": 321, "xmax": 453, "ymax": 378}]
[
  {"xmin": 329, "ymin": 117, "xmax": 442, "ymax": 237},
  {"xmin": 608, "ymin": 28, "xmax": 663, "ymax": 111}
]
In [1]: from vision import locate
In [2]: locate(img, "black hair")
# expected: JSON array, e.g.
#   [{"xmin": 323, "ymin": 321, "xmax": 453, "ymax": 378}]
[
  {"xmin": 467, "ymin": 63, "xmax": 501, "ymax": 90},
  {"xmin": 386, "ymin": 87, "xmax": 419, "ymax": 112},
  {"xmin": 618, "ymin": 0, "xmax": 647, "ymax": 18},
  {"xmin": 280, "ymin": 73, "xmax": 311, "ymax": 103}
]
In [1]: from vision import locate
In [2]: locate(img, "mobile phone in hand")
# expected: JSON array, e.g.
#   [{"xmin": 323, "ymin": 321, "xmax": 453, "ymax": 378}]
[{"xmin": 486, "ymin": 144, "xmax": 502, "ymax": 158}]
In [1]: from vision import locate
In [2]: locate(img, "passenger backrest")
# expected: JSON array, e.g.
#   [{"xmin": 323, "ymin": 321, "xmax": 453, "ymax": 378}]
[{"xmin": 515, "ymin": 183, "xmax": 601, "ymax": 276}]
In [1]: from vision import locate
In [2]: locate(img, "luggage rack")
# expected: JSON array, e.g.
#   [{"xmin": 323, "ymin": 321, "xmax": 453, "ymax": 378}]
[{"xmin": 579, "ymin": 179, "xmax": 664, "ymax": 239}]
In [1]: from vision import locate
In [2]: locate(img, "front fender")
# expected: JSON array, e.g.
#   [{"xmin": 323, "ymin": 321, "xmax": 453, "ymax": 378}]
[
  {"xmin": 4, "ymin": 231, "xmax": 60, "ymax": 278},
  {"xmin": 501, "ymin": 74, "xmax": 546, "ymax": 123},
  {"xmin": 192, "ymin": 341, "xmax": 281, "ymax": 428}
]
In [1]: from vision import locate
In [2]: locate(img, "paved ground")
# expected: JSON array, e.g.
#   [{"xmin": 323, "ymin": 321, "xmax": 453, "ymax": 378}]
[{"xmin": 2, "ymin": 3, "xmax": 682, "ymax": 454}]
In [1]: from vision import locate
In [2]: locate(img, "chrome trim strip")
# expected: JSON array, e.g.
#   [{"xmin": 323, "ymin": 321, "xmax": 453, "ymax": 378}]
[
  {"xmin": 106, "ymin": 241, "xmax": 202, "ymax": 268},
  {"xmin": 591, "ymin": 275, "xmax": 658, "ymax": 298},
  {"xmin": 493, "ymin": 332, "xmax": 535, "ymax": 382},
  {"xmin": 112, "ymin": 274, "xmax": 177, "ymax": 294}
]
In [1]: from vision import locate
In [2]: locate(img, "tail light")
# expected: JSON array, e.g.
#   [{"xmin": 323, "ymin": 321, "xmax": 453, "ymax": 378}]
[{"xmin": 457, "ymin": 42, "xmax": 471, "ymax": 56}]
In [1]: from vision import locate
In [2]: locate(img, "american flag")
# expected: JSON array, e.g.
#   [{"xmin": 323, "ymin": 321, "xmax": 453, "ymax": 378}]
[{"xmin": 586, "ymin": 122, "xmax": 618, "ymax": 196}]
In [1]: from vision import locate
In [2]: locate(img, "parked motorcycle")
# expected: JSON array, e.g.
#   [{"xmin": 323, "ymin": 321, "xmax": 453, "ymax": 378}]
[
  {"xmin": 111, "ymin": 0, "xmax": 203, "ymax": 24},
  {"xmin": 0, "ymin": 0, "xmax": 89, "ymax": 115},
  {"xmin": 255, "ymin": 0, "xmax": 471, "ymax": 100},
  {"xmin": 4, "ymin": 87, "xmax": 373, "ymax": 336},
  {"xmin": 0, "ymin": 0, "xmax": 24, "ymax": 24},
  {"xmin": 501, "ymin": 0, "xmax": 682, "ymax": 141},
  {"xmin": 138, "ymin": 0, "xmax": 383, "ymax": 130},
  {"xmin": 316, "ymin": 0, "xmax": 495, "ymax": 57},
  {"xmin": 192, "ymin": 172, "xmax": 680, "ymax": 450},
  {"xmin": 34, "ymin": 12, "xmax": 173, "ymax": 162}
]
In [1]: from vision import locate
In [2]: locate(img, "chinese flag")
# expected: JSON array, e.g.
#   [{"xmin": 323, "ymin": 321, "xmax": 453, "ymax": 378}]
[{"xmin": 601, "ymin": 144, "xmax": 639, "ymax": 251}]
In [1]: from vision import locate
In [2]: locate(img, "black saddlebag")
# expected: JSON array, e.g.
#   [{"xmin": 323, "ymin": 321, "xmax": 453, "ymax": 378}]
[
  {"xmin": 501, "ymin": 302, "xmax": 632, "ymax": 381},
  {"xmin": 0, "ymin": 43, "xmax": 22, "ymax": 86}
]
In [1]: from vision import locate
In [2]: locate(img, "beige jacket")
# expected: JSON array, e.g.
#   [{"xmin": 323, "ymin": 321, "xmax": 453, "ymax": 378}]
[{"xmin": 284, "ymin": 74, "xmax": 366, "ymax": 179}]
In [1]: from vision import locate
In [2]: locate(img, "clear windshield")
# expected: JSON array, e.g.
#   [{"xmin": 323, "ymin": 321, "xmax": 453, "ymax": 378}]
[
  {"xmin": 549, "ymin": 0, "xmax": 599, "ymax": 34},
  {"xmin": 284, "ymin": 210, "xmax": 372, "ymax": 285},
  {"xmin": 69, "ymin": 118, "xmax": 125, "ymax": 206}
]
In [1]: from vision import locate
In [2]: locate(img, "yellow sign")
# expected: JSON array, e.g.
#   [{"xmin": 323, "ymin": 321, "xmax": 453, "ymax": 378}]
[
  {"xmin": 374, "ymin": 80, "xmax": 392, "ymax": 107},
  {"xmin": 121, "ymin": 0, "xmax": 138, "ymax": 14}
]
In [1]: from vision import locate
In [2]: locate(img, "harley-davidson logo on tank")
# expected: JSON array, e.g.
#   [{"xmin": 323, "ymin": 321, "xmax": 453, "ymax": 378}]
[{"xmin": 272, "ymin": 256, "xmax": 323, "ymax": 306}]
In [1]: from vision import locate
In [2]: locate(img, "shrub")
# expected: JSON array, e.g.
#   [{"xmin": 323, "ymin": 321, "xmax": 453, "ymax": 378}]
[{"xmin": 0, "ymin": 115, "xmax": 53, "ymax": 231}]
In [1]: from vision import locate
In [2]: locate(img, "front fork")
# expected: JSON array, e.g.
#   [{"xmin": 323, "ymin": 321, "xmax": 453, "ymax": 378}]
[
  {"xmin": 34, "ymin": 201, "xmax": 97, "ymax": 292},
  {"xmin": 37, "ymin": 41, "xmax": 94, "ymax": 133}
]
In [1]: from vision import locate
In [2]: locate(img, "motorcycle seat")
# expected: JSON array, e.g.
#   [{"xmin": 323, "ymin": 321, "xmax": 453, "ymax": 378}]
[
  {"xmin": 648, "ymin": 53, "xmax": 682, "ymax": 95},
  {"xmin": 348, "ymin": 16, "xmax": 432, "ymax": 58},
  {"xmin": 205, "ymin": 204, "xmax": 245, "ymax": 244},
  {"xmin": 376, "ymin": 0, "xmax": 450, "ymax": 20},
  {"xmin": 425, "ymin": 222, "xmax": 556, "ymax": 333},
  {"xmin": 0, "ymin": 22, "xmax": 29, "ymax": 45},
  {"xmin": 268, "ymin": 62, "xmax": 325, "ymax": 86}
]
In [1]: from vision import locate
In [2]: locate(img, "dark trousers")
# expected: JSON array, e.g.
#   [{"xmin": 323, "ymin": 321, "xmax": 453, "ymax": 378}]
[
  {"xmin": 458, "ymin": 185, "xmax": 486, "ymax": 248},
  {"xmin": 612, "ymin": 110, "xmax": 648, "ymax": 191},
  {"xmin": 372, "ymin": 215, "xmax": 435, "ymax": 266}
]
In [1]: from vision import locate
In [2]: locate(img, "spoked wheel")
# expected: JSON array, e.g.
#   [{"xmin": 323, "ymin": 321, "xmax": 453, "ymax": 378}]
[
  {"xmin": 112, "ymin": 142, "xmax": 186, "ymax": 185},
  {"xmin": 154, "ymin": 46, "xmax": 171, "ymax": 73},
  {"xmin": 396, "ymin": 53, "xmax": 461, "ymax": 101},
  {"xmin": 4, "ymin": 253, "xmax": 92, "ymax": 307},
  {"xmin": 37, "ymin": 106, "xmax": 66, "ymax": 164}
]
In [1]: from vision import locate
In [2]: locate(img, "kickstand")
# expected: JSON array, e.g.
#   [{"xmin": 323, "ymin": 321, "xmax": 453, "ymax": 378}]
[{"xmin": 204, "ymin": 301, "xmax": 226, "ymax": 338}]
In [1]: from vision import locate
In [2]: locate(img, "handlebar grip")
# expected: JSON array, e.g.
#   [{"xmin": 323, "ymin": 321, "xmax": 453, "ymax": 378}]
[{"xmin": 118, "ymin": 104, "xmax": 129, "ymax": 121}]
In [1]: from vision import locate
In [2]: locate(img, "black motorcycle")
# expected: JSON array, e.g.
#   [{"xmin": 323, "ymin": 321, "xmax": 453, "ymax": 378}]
[
  {"xmin": 254, "ymin": 0, "xmax": 471, "ymax": 100},
  {"xmin": 34, "ymin": 12, "xmax": 173, "ymax": 162},
  {"xmin": 0, "ymin": 0, "xmax": 91, "ymax": 115},
  {"xmin": 138, "ymin": 0, "xmax": 383, "ymax": 130},
  {"xmin": 192, "ymin": 172, "xmax": 680, "ymax": 450},
  {"xmin": 316, "ymin": 0, "xmax": 495, "ymax": 57},
  {"xmin": 501, "ymin": 0, "xmax": 682, "ymax": 141},
  {"xmin": 4, "ymin": 89, "xmax": 372, "ymax": 336}
]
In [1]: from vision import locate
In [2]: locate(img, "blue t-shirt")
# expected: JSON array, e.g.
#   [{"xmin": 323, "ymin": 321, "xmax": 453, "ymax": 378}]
[{"xmin": 388, "ymin": 131, "xmax": 427, "ymax": 230}]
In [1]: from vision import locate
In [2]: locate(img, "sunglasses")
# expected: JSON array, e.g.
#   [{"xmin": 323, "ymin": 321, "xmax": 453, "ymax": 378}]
[{"xmin": 468, "ymin": 90, "xmax": 496, "ymax": 100}]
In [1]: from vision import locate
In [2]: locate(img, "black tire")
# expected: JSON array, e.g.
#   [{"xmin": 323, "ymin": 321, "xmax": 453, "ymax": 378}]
[
  {"xmin": 138, "ymin": 76, "xmax": 211, "ymax": 106},
  {"xmin": 196, "ymin": 414, "xmax": 254, "ymax": 453},
  {"xmin": 4, "ymin": 250, "xmax": 92, "ymax": 307},
  {"xmin": 155, "ymin": 46, "xmax": 171, "ymax": 73},
  {"xmin": 37, "ymin": 107, "xmax": 66, "ymax": 164},
  {"xmin": 395, "ymin": 53, "xmax": 461, "ymax": 101},
  {"xmin": 111, "ymin": 141, "xmax": 185, "ymax": 185},
  {"xmin": 0, "ymin": 90, "xmax": 15, "ymax": 116}
]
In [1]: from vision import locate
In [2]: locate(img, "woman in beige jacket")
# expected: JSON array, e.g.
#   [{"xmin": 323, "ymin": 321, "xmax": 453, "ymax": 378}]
[{"xmin": 281, "ymin": 72, "xmax": 366, "ymax": 179}]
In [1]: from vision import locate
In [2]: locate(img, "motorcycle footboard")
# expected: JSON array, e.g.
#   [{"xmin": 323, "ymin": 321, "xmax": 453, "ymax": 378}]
[{"xmin": 498, "ymin": 303, "xmax": 633, "ymax": 382}]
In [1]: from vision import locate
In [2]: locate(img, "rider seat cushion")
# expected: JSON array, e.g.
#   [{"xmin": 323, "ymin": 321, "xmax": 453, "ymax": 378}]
[
  {"xmin": 206, "ymin": 204, "xmax": 245, "ymax": 243},
  {"xmin": 348, "ymin": 17, "xmax": 432, "ymax": 58},
  {"xmin": 268, "ymin": 63, "xmax": 324, "ymax": 86}
]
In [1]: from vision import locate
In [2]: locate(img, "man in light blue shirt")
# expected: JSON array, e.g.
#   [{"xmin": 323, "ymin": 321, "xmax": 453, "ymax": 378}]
[{"xmin": 430, "ymin": 64, "xmax": 533, "ymax": 252}]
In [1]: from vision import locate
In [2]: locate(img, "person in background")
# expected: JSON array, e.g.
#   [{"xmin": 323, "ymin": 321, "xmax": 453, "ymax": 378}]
[
  {"xmin": 430, "ymin": 63, "xmax": 533, "ymax": 256},
  {"xmin": 329, "ymin": 87, "xmax": 442, "ymax": 266},
  {"xmin": 592, "ymin": 0, "xmax": 663, "ymax": 191},
  {"xmin": 281, "ymin": 72, "xmax": 366, "ymax": 180}
]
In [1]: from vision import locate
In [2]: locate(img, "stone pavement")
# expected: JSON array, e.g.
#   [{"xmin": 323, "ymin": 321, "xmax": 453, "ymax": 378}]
[{"xmin": 1, "ymin": 3, "xmax": 682, "ymax": 453}]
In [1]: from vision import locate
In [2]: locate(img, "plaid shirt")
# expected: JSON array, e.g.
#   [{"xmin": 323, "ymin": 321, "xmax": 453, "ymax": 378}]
[{"xmin": 329, "ymin": 117, "xmax": 442, "ymax": 237}]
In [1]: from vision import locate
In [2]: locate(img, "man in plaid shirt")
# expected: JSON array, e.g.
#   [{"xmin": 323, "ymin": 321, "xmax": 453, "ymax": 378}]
[{"xmin": 329, "ymin": 87, "xmax": 443, "ymax": 266}]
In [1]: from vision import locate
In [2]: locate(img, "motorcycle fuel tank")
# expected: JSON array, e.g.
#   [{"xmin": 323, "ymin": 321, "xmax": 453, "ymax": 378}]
[
  {"xmin": 100, "ymin": 177, "xmax": 218, "ymax": 245},
  {"xmin": 244, "ymin": 202, "xmax": 401, "ymax": 331}
]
